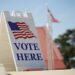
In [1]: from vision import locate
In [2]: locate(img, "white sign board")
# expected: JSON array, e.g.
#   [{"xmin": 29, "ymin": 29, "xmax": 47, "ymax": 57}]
[{"xmin": 2, "ymin": 11, "xmax": 45, "ymax": 71}]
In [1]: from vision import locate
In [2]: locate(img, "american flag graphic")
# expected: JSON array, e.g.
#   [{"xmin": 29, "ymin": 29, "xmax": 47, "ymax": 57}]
[{"xmin": 8, "ymin": 21, "xmax": 36, "ymax": 39}]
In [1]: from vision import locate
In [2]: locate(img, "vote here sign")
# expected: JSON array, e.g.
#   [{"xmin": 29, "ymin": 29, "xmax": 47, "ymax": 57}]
[{"xmin": 3, "ymin": 12, "xmax": 45, "ymax": 71}]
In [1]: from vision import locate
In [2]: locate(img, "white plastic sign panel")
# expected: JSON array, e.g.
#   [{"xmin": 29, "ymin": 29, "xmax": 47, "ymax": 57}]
[{"xmin": 3, "ymin": 12, "xmax": 45, "ymax": 71}]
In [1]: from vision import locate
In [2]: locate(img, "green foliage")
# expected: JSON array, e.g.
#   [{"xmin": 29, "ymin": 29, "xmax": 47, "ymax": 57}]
[{"xmin": 55, "ymin": 28, "xmax": 75, "ymax": 69}]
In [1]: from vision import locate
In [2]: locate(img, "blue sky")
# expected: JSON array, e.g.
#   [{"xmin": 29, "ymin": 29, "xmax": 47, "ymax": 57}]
[{"xmin": 0, "ymin": 0, "xmax": 75, "ymax": 39}]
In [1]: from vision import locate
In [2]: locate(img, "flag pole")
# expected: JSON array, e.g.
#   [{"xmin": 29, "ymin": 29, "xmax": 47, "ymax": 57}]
[
  {"xmin": 44, "ymin": 0, "xmax": 59, "ymax": 69},
  {"xmin": 45, "ymin": 6, "xmax": 55, "ymax": 70},
  {"xmin": 45, "ymin": 21, "xmax": 54, "ymax": 70},
  {"xmin": 45, "ymin": 6, "xmax": 59, "ymax": 70},
  {"xmin": 45, "ymin": 25, "xmax": 53, "ymax": 70}
]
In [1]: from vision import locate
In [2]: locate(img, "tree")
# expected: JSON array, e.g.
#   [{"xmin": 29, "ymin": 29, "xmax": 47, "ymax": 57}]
[{"xmin": 55, "ymin": 28, "xmax": 75, "ymax": 69}]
